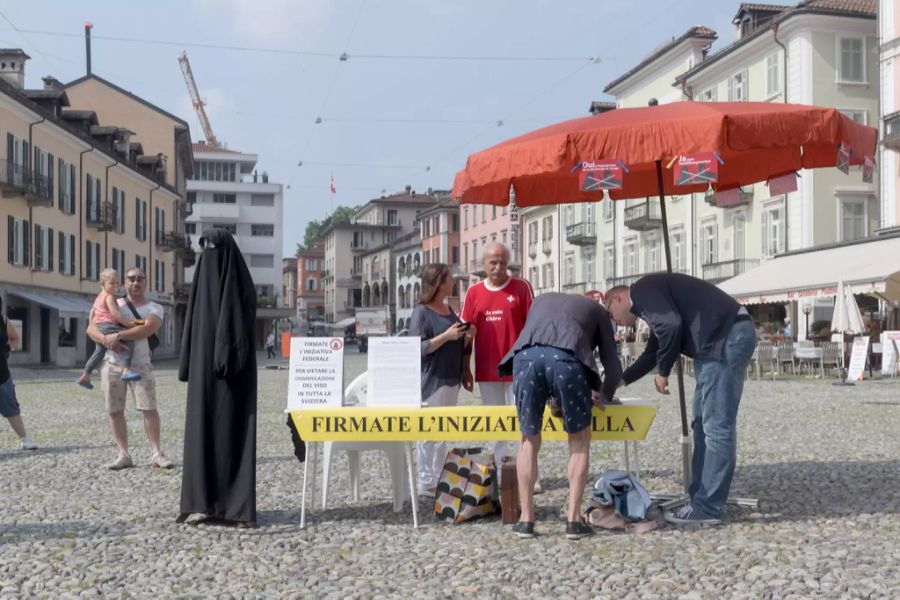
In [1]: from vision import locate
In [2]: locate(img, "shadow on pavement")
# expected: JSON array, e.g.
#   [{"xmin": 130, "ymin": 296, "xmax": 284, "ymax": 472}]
[{"xmin": 0, "ymin": 444, "xmax": 107, "ymax": 462}]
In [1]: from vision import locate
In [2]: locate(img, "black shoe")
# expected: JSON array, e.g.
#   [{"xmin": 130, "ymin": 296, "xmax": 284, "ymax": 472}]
[
  {"xmin": 565, "ymin": 519, "xmax": 593, "ymax": 540},
  {"xmin": 512, "ymin": 521, "xmax": 535, "ymax": 539}
]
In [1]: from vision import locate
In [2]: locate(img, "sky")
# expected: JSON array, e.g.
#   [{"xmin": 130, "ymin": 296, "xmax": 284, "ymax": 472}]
[{"xmin": 1, "ymin": 0, "xmax": 737, "ymax": 257}]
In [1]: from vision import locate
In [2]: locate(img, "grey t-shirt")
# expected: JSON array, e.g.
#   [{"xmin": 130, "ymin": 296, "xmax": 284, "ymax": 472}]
[
  {"xmin": 105, "ymin": 298, "xmax": 164, "ymax": 367},
  {"xmin": 409, "ymin": 304, "xmax": 464, "ymax": 401}
]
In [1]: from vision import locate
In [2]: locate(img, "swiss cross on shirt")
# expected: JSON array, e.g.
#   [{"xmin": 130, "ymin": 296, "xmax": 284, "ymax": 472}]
[{"xmin": 507, "ymin": 295, "xmax": 515, "ymax": 303}]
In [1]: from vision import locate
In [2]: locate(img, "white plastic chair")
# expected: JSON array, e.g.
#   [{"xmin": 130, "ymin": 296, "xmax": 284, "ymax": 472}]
[{"xmin": 320, "ymin": 372, "xmax": 411, "ymax": 512}]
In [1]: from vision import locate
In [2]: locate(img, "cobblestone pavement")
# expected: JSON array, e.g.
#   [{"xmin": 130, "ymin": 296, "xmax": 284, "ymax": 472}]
[{"xmin": 1, "ymin": 351, "xmax": 899, "ymax": 598}]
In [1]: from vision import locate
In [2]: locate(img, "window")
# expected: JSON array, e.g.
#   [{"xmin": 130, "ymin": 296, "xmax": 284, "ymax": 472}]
[
  {"xmin": 33, "ymin": 224, "xmax": 54, "ymax": 272},
  {"xmin": 154, "ymin": 259, "xmax": 166, "ymax": 292},
  {"xmin": 86, "ymin": 174, "xmax": 100, "ymax": 222},
  {"xmin": 111, "ymin": 247, "xmax": 125, "ymax": 278},
  {"xmin": 251, "ymin": 224, "xmax": 274, "ymax": 237},
  {"xmin": 155, "ymin": 207, "xmax": 166, "ymax": 244},
  {"xmin": 624, "ymin": 238, "xmax": 638, "ymax": 276},
  {"xmin": 765, "ymin": 53, "xmax": 780, "ymax": 97},
  {"xmin": 603, "ymin": 243, "xmax": 615, "ymax": 282},
  {"xmin": 564, "ymin": 205, "xmax": 574, "ymax": 228},
  {"xmin": 388, "ymin": 210, "xmax": 398, "ymax": 225},
  {"xmin": 250, "ymin": 254, "xmax": 275, "ymax": 268},
  {"xmin": 33, "ymin": 146, "xmax": 54, "ymax": 200},
  {"xmin": 582, "ymin": 248, "xmax": 595, "ymax": 282},
  {"xmin": 838, "ymin": 109, "xmax": 867, "ymax": 125},
  {"xmin": 185, "ymin": 222, "xmax": 196, "ymax": 234},
  {"xmin": 838, "ymin": 36, "xmax": 864, "ymax": 83},
  {"xmin": 113, "ymin": 187, "xmax": 125, "ymax": 234},
  {"xmin": 306, "ymin": 278, "xmax": 317, "ymax": 291},
  {"xmin": 451, "ymin": 245, "xmax": 459, "ymax": 264},
  {"xmin": 541, "ymin": 215, "xmax": 554, "ymax": 240},
  {"xmin": 733, "ymin": 216, "xmax": 746, "ymax": 259},
  {"xmin": 57, "ymin": 159, "xmax": 76, "ymax": 214},
  {"xmin": 135, "ymin": 254, "xmax": 147, "ymax": 277},
  {"xmin": 529, "ymin": 266, "xmax": 539, "ymax": 288},
  {"xmin": 728, "ymin": 70, "xmax": 748, "ymax": 101},
  {"xmin": 839, "ymin": 199, "xmax": 867, "ymax": 241},
  {"xmin": 58, "ymin": 231, "xmax": 75, "ymax": 276},
  {"xmin": 463, "ymin": 207, "xmax": 468, "ymax": 230},
  {"xmin": 645, "ymin": 234, "xmax": 660, "ymax": 272},
  {"xmin": 603, "ymin": 199, "xmax": 615, "ymax": 221},
  {"xmin": 542, "ymin": 263, "xmax": 555, "ymax": 289},
  {"xmin": 135, "ymin": 198, "xmax": 147, "ymax": 241},
  {"xmin": 481, "ymin": 206, "xmax": 486, "ymax": 224},
  {"xmin": 6, "ymin": 216, "xmax": 29, "ymax": 266},
  {"xmin": 670, "ymin": 229, "xmax": 686, "ymax": 272},
  {"xmin": 306, "ymin": 259, "xmax": 317, "ymax": 270},
  {"xmin": 84, "ymin": 240, "xmax": 100, "ymax": 281},
  {"xmin": 58, "ymin": 317, "xmax": 77, "ymax": 348},
  {"xmin": 213, "ymin": 193, "xmax": 236, "ymax": 203},
  {"xmin": 251, "ymin": 194, "xmax": 274, "ymax": 206},
  {"xmin": 564, "ymin": 253, "xmax": 575, "ymax": 285},
  {"xmin": 451, "ymin": 214, "xmax": 459, "ymax": 232},
  {"xmin": 700, "ymin": 220, "xmax": 717, "ymax": 265},
  {"xmin": 700, "ymin": 86, "xmax": 717, "ymax": 102},
  {"xmin": 762, "ymin": 200, "xmax": 785, "ymax": 257}
]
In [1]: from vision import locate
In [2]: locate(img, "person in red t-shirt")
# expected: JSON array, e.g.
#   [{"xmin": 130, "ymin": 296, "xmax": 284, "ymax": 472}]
[{"xmin": 461, "ymin": 242, "xmax": 534, "ymax": 479}]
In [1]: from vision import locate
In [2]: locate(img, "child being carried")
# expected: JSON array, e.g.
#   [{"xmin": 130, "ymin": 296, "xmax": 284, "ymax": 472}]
[{"xmin": 77, "ymin": 269, "xmax": 142, "ymax": 389}]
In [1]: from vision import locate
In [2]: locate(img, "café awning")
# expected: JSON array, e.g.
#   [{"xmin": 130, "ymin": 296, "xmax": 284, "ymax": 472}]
[
  {"xmin": 8, "ymin": 289, "xmax": 94, "ymax": 318},
  {"xmin": 718, "ymin": 235, "xmax": 900, "ymax": 305}
]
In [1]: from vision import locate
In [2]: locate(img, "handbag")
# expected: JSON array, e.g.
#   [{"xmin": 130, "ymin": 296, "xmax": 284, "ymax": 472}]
[
  {"xmin": 434, "ymin": 447, "xmax": 498, "ymax": 523},
  {"xmin": 124, "ymin": 299, "xmax": 160, "ymax": 352}
]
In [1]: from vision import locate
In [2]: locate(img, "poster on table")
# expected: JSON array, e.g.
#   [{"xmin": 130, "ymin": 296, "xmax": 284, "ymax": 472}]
[
  {"xmin": 286, "ymin": 337, "xmax": 345, "ymax": 410},
  {"xmin": 846, "ymin": 336, "xmax": 869, "ymax": 382},
  {"xmin": 881, "ymin": 331, "xmax": 900, "ymax": 375},
  {"xmin": 367, "ymin": 336, "xmax": 422, "ymax": 407}
]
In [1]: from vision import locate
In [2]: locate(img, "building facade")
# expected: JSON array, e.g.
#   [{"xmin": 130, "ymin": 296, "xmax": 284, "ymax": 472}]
[
  {"xmin": 520, "ymin": 204, "xmax": 561, "ymax": 295},
  {"xmin": 0, "ymin": 51, "xmax": 182, "ymax": 365},
  {"xmin": 296, "ymin": 241, "xmax": 324, "ymax": 323},
  {"xmin": 880, "ymin": 0, "xmax": 900, "ymax": 229},
  {"xmin": 282, "ymin": 257, "xmax": 297, "ymax": 309},
  {"xmin": 393, "ymin": 231, "xmax": 422, "ymax": 332},
  {"xmin": 418, "ymin": 195, "xmax": 462, "ymax": 306},
  {"xmin": 459, "ymin": 197, "xmax": 520, "ymax": 297}
]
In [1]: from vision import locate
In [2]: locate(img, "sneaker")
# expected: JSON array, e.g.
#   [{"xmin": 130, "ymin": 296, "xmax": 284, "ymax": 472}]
[
  {"xmin": 149, "ymin": 451, "xmax": 173, "ymax": 469},
  {"xmin": 106, "ymin": 453, "xmax": 134, "ymax": 471},
  {"xmin": 664, "ymin": 504, "xmax": 722, "ymax": 526},
  {"xmin": 533, "ymin": 479, "xmax": 544, "ymax": 495},
  {"xmin": 512, "ymin": 521, "xmax": 535, "ymax": 539},
  {"xmin": 76, "ymin": 375, "xmax": 94, "ymax": 390},
  {"xmin": 565, "ymin": 519, "xmax": 593, "ymax": 540},
  {"xmin": 19, "ymin": 436, "xmax": 37, "ymax": 451}
]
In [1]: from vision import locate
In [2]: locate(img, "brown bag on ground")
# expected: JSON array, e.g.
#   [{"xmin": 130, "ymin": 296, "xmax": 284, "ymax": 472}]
[{"xmin": 500, "ymin": 457, "xmax": 521, "ymax": 524}]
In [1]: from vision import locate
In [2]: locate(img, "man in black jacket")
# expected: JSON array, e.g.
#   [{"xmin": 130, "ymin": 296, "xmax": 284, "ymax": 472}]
[
  {"xmin": 498, "ymin": 293, "xmax": 622, "ymax": 540},
  {"xmin": 605, "ymin": 273, "xmax": 756, "ymax": 525}
]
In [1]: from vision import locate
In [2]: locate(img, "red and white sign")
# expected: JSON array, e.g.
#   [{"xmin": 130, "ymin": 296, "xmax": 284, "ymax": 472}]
[
  {"xmin": 846, "ymin": 336, "xmax": 869, "ymax": 381},
  {"xmin": 767, "ymin": 172, "xmax": 798, "ymax": 196},
  {"xmin": 674, "ymin": 152, "xmax": 718, "ymax": 186},
  {"xmin": 862, "ymin": 156, "xmax": 875, "ymax": 183},
  {"xmin": 579, "ymin": 161, "xmax": 623, "ymax": 191},
  {"xmin": 836, "ymin": 143, "xmax": 851, "ymax": 174}
]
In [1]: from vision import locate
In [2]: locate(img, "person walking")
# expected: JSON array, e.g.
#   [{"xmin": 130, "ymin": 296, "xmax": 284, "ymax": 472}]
[
  {"xmin": 409, "ymin": 263, "xmax": 470, "ymax": 498},
  {"xmin": 605, "ymin": 273, "xmax": 756, "ymax": 526},
  {"xmin": 0, "ymin": 298, "xmax": 37, "ymax": 450},
  {"xmin": 498, "ymin": 293, "xmax": 622, "ymax": 539},
  {"xmin": 265, "ymin": 330, "xmax": 276, "ymax": 359},
  {"xmin": 87, "ymin": 267, "xmax": 172, "ymax": 470}
]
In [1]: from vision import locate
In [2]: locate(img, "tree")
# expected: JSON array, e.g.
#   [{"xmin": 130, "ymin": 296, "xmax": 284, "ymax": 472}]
[{"xmin": 294, "ymin": 205, "xmax": 360, "ymax": 255}]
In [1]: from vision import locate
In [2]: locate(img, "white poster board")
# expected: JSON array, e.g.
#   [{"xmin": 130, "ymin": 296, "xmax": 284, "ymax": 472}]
[
  {"xmin": 881, "ymin": 331, "xmax": 900, "ymax": 375},
  {"xmin": 846, "ymin": 336, "xmax": 869, "ymax": 382},
  {"xmin": 366, "ymin": 336, "xmax": 422, "ymax": 407},
  {"xmin": 286, "ymin": 337, "xmax": 344, "ymax": 410}
]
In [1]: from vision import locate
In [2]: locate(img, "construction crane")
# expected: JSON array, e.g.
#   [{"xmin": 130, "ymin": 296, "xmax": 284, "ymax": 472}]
[{"xmin": 178, "ymin": 51, "xmax": 221, "ymax": 148}]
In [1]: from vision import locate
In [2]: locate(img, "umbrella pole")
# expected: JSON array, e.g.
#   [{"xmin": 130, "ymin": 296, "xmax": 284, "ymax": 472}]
[{"xmin": 655, "ymin": 160, "xmax": 692, "ymax": 497}]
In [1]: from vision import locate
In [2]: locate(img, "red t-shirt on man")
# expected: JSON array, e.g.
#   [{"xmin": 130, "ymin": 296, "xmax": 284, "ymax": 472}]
[{"xmin": 461, "ymin": 277, "xmax": 533, "ymax": 382}]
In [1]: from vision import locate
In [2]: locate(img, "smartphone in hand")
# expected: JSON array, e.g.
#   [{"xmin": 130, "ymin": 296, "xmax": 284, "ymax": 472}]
[{"xmin": 456, "ymin": 320, "xmax": 472, "ymax": 331}]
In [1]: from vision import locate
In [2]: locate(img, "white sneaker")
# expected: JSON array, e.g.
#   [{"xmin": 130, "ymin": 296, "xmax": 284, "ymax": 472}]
[
  {"xmin": 19, "ymin": 436, "xmax": 37, "ymax": 450},
  {"xmin": 149, "ymin": 451, "xmax": 173, "ymax": 469},
  {"xmin": 106, "ymin": 453, "xmax": 134, "ymax": 471},
  {"xmin": 533, "ymin": 479, "xmax": 544, "ymax": 495}
]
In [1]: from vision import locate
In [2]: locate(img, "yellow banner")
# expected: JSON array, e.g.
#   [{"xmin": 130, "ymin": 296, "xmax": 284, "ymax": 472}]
[{"xmin": 291, "ymin": 404, "xmax": 656, "ymax": 442}]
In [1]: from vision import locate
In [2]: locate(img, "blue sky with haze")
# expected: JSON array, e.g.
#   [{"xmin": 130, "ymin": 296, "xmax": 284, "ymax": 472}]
[{"xmin": 2, "ymin": 0, "xmax": 737, "ymax": 256}]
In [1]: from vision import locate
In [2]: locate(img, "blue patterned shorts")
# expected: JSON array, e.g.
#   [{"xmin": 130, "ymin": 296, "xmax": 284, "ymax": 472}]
[{"xmin": 512, "ymin": 345, "xmax": 593, "ymax": 435}]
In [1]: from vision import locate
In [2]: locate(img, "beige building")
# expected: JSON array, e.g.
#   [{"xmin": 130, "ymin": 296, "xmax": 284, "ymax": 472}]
[
  {"xmin": 0, "ymin": 51, "xmax": 183, "ymax": 365},
  {"xmin": 63, "ymin": 73, "xmax": 196, "ymax": 350},
  {"xmin": 880, "ymin": 0, "xmax": 900, "ymax": 229}
]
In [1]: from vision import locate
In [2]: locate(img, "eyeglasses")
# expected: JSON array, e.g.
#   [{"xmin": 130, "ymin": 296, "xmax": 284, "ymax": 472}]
[{"xmin": 126, "ymin": 276, "xmax": 146, "ymax": 282}]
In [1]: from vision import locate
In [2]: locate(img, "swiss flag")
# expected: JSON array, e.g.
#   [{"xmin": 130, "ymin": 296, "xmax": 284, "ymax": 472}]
[{"xmin": 330, "ymin": 174, "xmax": 336, "ymax": 194}]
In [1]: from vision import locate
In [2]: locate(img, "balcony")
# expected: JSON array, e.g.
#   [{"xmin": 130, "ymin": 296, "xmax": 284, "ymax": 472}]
[
  {"xmin": 336, "ymin": 278, "xmax": 362, "ymax": 288},
  {"xmin": 704, "ymin": 188, "xmax": 753, "ymax": 208},
  {"xmin": 0, "ymin": 160, "xmax": 53, "ymax": 207},
  {"xmin": 623, "ymin": 199, "xmax": 662, "ymax": 231},
  {"xmin": 351, "ymin": 240, "xmax": 370, "ymax": 252},
  {"xmin": 884, "ymin": 111, "xmax": 900, "ymax": 151},
  {"xmin": 321, "ymin": 268, "xmax": 331, "ymax": 279},
  {"xmin": 174, "ymin": 283, "xmax": 191, "ymax": 302},
  {"xmin": 468, "ymin": 260, "xmax": 486, "ymax": 277},
  {"xmin": 156, "ymin": 231, "xmax": 186, "ymax": 252},
  {"xmin": 528, "ymin": 243, "xmax": 537, "ymax": 258},
  {"xmin": 178, "ymin": 199, "xmax": 194, "ymax": 219},
  {"xmin": 701, "ymin": 258, "xmax": 760, "ymax": 284},
  {"xmin": 190, "ymin": 202, "xmax": 240, "ymax": 221},
  {"xmin": 565, "ymin": 222, "xmax": 596, "ymax": 246},
  {"xmin": 561, "ymin": 281, "xmax": 604, "ymax": 295},
  {"xmin": 542, "ymin": 239, "xmax": 552, "ymax": 254},
  {"xmin": 86, "ymin": 201, "xmax": 117, "ymax": 231},
  {"xmin": 606, "ymin": 270, "xmax": 673, "ymax": 288}
]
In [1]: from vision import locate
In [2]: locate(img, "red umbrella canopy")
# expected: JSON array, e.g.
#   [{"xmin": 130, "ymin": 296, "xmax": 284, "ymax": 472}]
[{"xmin": 452, "ymin": 101, "xmax": 877, "ymax": 206}]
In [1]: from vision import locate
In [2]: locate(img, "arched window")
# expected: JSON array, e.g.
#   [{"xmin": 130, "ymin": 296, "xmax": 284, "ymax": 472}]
[{"xmin": 398, "ymin": 285, "xmax": 405, "ymax": 308}]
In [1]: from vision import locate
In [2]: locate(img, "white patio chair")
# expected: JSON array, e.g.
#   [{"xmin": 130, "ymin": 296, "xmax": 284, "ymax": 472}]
[
  {"xmin": 821, "ymin": 342, "xmax": 842, "ymax": 377},
  {"xmin": 321, "ymin": 372, "xmax": 410, "ymax": 512},
  {"xmin": 754, "ymin": 343, "xmax": 777, "ymax": 380},
  {"xmin": 777, "ymin": 343, "xmax": 795, "ymax": 375}
]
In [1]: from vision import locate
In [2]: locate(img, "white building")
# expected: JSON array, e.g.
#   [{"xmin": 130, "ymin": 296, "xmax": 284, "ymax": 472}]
[{"xmin": 185, "ymin": 143, "xmax": 284, "ymax": 304}]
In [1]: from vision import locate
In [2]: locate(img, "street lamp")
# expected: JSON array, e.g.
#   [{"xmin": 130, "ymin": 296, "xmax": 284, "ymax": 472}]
[{"xmin": 802, "ymin": 302, "xmax": 813, "ymax": 338}]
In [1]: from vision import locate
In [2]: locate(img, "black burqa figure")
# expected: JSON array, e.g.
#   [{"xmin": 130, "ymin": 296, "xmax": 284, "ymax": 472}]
[{"xmin": 177, "ymin": 228, "xmax": 258, "ymax": 526}]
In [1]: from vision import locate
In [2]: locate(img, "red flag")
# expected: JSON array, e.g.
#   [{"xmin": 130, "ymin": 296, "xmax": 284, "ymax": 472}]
[{"xmin": 330, "ymin": 174, "xmax": 336, "ymax": 194}]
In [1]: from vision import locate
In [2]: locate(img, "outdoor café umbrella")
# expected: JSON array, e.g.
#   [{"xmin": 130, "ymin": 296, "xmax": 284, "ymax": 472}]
[
  {"xmin": 453, "ymin": 101, "xmax": 878, "ymax": 492},
  {"xmin": 830, "ymin": 278, "xmax": 866, "ymax": 385}
]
